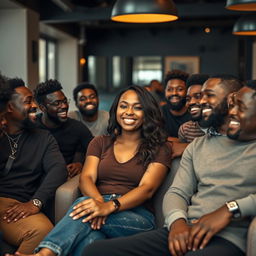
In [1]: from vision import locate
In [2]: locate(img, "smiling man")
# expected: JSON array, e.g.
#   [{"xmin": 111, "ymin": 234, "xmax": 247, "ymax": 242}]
[
  {"xmin": 0, "ymin": 78, "xmax": 67, "ymax": 254},
  {"xmin": 34, "ymin": 80, "xmax": 93, "ymax": 178},
  {"xmin": 227, "ymin": 80, "xmax": 256, "ymax": 141},
  {"xmin": 69, "ymin": 82, "xmax": 109, "ymax": 136},
  {"xmin": 178, "ymin": 74, "xmax": 209, "ymax": 143},
  {"xmin": 161, "ymin": 70, "xmax": 190, "ymax": 139}
]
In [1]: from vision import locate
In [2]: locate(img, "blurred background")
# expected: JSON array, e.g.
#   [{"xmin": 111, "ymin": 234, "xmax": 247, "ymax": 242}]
[{"xmin": 0, "ymin": 0, "xmax": 255, "ymax": 110}]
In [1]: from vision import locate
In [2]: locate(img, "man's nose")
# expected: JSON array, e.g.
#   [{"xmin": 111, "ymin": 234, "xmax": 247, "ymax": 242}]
[{"xmin": 200, "ymin": 94, "xmax": 207, "ymax": 105}]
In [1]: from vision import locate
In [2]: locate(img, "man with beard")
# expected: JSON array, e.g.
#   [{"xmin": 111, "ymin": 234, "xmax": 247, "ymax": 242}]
[
  {"xmin": 178, "ymin": 74, "xmax": 209, "ymax": 143},
  {"xmin": 34, "ymin": 79, "xmax": 93, "ymax": 178},
  {"xmin": 69, "ymin": 82, "xmax": 109, "ymax": 136},
  {"xmin": 161, "ymin": 70, "xmax": 190, "ymax": 139},
  {"xmin": 0, "ymin": 78, "xmax": 67, "ymax": 254},
  {"xmin": 83, "ymin": 75, "xmax": 256, "ymax": 256}
]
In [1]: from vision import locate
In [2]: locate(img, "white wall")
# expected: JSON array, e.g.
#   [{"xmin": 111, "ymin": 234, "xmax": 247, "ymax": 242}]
[
  {"xmin": 40, "ymin": 23, "xmax": 79, "ymax": 111},
  {"xmin": 0, "ymin": 8, "xmax": 39, "ymax": 88},
  {"xmin": 58, "ymin": 36, "xmax": 79, "ymax": 111}
]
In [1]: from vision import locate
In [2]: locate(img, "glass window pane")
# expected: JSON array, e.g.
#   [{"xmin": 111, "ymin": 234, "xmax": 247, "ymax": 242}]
[
  {"xmin": 113, "ymin": 56, "xmax": 121, "ymax": 88},
  {"xmin": 39, "ymin": 39, "xmax": 46, "ymax": 82},
  {"xmin": 88, "ymin": 56, "xmax": 96, "ymax": 85},
  {"xmin": 48, "ymin": 42, "xmax": 56, "ymax": 79},
  {"xmin": 132, "ymin": 56, "xmax": 162, "ymax": 86}
]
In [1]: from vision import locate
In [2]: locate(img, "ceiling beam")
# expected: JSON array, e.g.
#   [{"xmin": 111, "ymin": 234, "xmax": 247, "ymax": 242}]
[{"xmin": 40, "ymin": 3, "xmax": 243, "ymax": 24}]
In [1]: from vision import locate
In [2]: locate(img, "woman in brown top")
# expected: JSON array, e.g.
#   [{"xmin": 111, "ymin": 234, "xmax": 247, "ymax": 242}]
[{"xmin": 14, "ymin": 86, "xmax": 171, "ymax": 256}]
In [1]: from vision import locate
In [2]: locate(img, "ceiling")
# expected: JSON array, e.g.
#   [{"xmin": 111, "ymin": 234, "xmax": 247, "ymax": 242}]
[{"xmin": 11, "ymin": 0, "xmax": 244, "ymax": 37}]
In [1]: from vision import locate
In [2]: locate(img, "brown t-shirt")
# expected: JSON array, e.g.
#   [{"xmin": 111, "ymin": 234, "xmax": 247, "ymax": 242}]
[{"xmin": 86, "ymin": 135, "xmax": 172, "ymax": 196}]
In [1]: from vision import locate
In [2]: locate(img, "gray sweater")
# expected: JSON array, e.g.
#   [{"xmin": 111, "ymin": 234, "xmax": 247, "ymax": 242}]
[{"xmin": 163, "ymin": 134, "xmax": 256, "ymax": 252}]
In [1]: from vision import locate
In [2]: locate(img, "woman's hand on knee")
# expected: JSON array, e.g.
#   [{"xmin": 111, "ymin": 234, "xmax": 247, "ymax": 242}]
[
  {"xmin": 90, "ymin": 216, "xmax": 107, "ymax": 230},
  {"xmin": 69, "ymin": 199, "xmax": 115, "ymax": 222}
]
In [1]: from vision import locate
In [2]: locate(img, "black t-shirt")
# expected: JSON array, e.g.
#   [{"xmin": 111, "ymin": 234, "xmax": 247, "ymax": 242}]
[
  {"xmin": 161, "ymin": 104, "xmax": 191, "ymax": 138},
  {"xmin": 36, "ymin": 115, "xmax": 93, "ymax": 164},
  {"xmin": 0, "ymin": 129, "xmax": 67, "ymax": 205}
]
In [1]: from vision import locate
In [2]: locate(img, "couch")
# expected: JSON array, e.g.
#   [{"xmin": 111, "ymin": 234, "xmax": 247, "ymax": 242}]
[{"xmin": 1, "ymin": 158, "xmax": 255, "ymax": 255}]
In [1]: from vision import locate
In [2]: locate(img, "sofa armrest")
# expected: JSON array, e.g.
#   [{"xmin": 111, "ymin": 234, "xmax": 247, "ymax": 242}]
[
  {"xmin": 55, "ymin": 174, "xmax": 81, "ymax": 223},
  {"xmin": 153, "ymin": 157, "xmax": 180, "ymax": 228},
  {"xmin": 247, "ymin": 217, "xmax": 256, "ymax": 256}
]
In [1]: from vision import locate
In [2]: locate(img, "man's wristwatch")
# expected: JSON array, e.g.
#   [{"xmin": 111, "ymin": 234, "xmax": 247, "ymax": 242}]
[
  {"xmin": 112, "ymin": 199, "xmax": 121, "ymax": 212},
  {"xmin": 32, "ymin": 199, "xmax": 42, "ymax": 209},
  {"xmin": 226, "ymin": 201, "xmax": 241, "ymax": 218}
]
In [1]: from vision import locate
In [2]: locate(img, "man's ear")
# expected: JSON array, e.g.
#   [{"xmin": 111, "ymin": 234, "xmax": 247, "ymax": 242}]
[
  {"xmin": 39, "ymin": 104, "xmax": 47, "ymax": 113},
  {"xmin": 7, "ymin": 102, "xmax": 14, "ymax": 113}
]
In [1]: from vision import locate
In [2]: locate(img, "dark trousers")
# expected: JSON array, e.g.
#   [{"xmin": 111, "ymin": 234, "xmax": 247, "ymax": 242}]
[{"xmin": 83, "ymin": 227, "xmax": 245, "ymax": 256}]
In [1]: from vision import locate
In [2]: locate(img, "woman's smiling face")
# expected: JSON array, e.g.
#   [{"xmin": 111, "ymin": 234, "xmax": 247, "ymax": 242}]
[{"xmin": 116, "ymin": 90, "xmax": 144, "ymax": 133}]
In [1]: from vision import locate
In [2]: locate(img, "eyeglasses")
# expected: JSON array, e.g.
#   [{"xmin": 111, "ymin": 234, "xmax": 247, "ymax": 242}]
[{"xmin": 47, "ymin": 98, "xmax": 70, "ymax": 107}]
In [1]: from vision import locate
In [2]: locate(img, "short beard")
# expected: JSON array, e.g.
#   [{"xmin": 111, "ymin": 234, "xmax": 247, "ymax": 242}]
[
  {"xmin": 227, "ymin": 128, "xmax": 240, "ymax": 140},
  {"xmin": 47, "ymin": 112, "xmax": 66, "ymax": 125},
  {"xmin": 167, "ymin": 97, "xmax": 186, "ymax": 111},
  {"xmin": 79, "ymin": 106, "xmax": 98, "ymax": 117},
  {"xmin": 200, "ymin": 100, "xmax": 228, "ymax": 129},
  {"xmin": 191, "ymin": 112, "xmax": 202, "ymax": 122},
  {"xmin": 22, "ymin": 117, "xmax": 37, "ymax": 130}
]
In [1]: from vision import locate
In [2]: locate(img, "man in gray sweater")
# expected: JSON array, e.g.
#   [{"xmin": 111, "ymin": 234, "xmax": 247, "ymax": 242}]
[{"xmin": 83, "ymin": 77, "xmax": 256, "ymax": 256}]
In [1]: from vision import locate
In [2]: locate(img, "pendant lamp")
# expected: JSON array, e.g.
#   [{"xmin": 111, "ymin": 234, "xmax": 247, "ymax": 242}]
[
  {"xmin": 111, "ymin": 0, "xmax": 178, "ymax": 23},
  {"xmin": 233, "ymin": 14, "xmax": 256, "ymax": 35},
  {"xmin": 226, "ymin": 0, "xmax": 256, "ymax": 11}
]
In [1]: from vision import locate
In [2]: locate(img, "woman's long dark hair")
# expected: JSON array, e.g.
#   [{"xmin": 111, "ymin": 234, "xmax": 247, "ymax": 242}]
[{"xmin": 108, "ymin": 85, "xmax": 169, "ymax": 167}]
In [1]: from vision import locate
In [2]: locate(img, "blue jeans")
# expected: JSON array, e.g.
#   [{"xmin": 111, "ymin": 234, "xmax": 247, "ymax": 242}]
[{"xmin": 36, "ymin": 194, "xmax": 155, "ymax": 256}]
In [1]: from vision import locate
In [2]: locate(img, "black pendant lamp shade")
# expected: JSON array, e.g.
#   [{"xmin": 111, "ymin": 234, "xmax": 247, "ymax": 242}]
[
  {"xmin": 111, "ymin": 0, "xmax": 178, "ymax": 23},
  {"xmin": 233, "ymin": 14, "xmax": 256, "ymax": 35},
  {"xmin": 226, "ymin": 0, "xmax": 256, "ymax": 11}
]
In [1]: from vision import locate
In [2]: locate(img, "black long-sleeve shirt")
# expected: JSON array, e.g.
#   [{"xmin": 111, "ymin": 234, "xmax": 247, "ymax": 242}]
[
  {"xmin": 0, "ymin": 129, "xmax": 67, "ymax": 206},
  {"xmin": 36, "ymin": 115, "xmax": 93, "ymax": 164},
  {"xmin": 161, "ymin": 104, "xmax": 191, "ymax": 138}
]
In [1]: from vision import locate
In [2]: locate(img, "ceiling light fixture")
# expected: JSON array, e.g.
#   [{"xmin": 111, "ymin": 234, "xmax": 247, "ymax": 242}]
[
  {"xmin": 111, "ymin": 0, "xmax": 178, "ymax": 23},
  {"xmin": 233, "ymin": 14, "xmax": 256, "ymax": 35},
  {"xmin": 226, "ymin": 0, "xmax": 256, "ymax": 11}
]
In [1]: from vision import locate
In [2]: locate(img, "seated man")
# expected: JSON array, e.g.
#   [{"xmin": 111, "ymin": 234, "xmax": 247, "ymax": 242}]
[
  {"xmin": 178, "ymin": 73, "xmax": 209, "ymax": 143},
  {"xmin": 68, "ymin": 82, "xmax": 109, "ymax": 136},
  {"xmin": 83, "ymin": 76, "xmax": 255, "ymax": 256},
  {"xmin": 172, "ymin": 74, "xmax": 238, "ymax": 158},
  {"xmin": 161, "ymin": 70, "xmax": 190, "ymax": 140},
  {"xmin": 0, "ymin": 77, "xmax": 67, "ymax": 254},
  {"xmin": 34, "ymin": 79, "xmax": 93, "ymax": 178}
]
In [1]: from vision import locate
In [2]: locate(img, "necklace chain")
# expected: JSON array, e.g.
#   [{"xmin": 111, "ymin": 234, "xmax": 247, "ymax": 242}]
[{"xmin": 4, "ymin": 132, "xmax": 23, "ymax": 156}]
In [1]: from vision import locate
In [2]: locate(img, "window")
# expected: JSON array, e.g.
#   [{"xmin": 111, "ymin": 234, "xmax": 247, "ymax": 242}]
[
  {"xmin": 132, "ymin": 56, "xmax": 162, "ymax": 86},
  {"xmin": 39, "ymin": 36, "xmax": 57, "ymax": 82}
]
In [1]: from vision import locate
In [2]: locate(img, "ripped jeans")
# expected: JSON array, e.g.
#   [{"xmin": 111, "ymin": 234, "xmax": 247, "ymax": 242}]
[{"xmin": 35, "ymin": 194, "xmax": 155, "ymax": 256}]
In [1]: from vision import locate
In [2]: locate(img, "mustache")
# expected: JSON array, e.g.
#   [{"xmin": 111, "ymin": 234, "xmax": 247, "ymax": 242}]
[
  {"xmin": 57, "ymin": 108, "xmax": 68, "ymax": 113},
  {"xmin": 201, "ymin": 104, "xmax": 212, "ymax": 110},
  {"xmin": 188, "ymin": 104, "xmax": 201, "ymax": 110},
  {"xmin": 167, "ymin": 95, "xmax": 182, "ymax": 101},
  {"xmin": 29, "ymin": 108, "xmax": 37, "ymax": 114},
  {"xmin": 83, "ymin": 102, "xmax": 97, "ymax": 107}
]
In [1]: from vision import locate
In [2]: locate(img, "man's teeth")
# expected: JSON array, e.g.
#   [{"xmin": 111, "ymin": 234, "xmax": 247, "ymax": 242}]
[
  {"xmin": 85, "ymin": 104, "xmax": 94, "ymax": 110},
  {"xmin": 191, "ymin": 107, "xmax": 200, "ymax": 112},
  {"xmin": 230, "ymin": 120, "xmax": 240, "ymax": 126},
  {"xmin": 202, "ymin": 109, "xmax": 212, "ymax": 114},
  {"xmin": 58, "ymin": 112, "xmax": 67, "ymax": 117}
]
